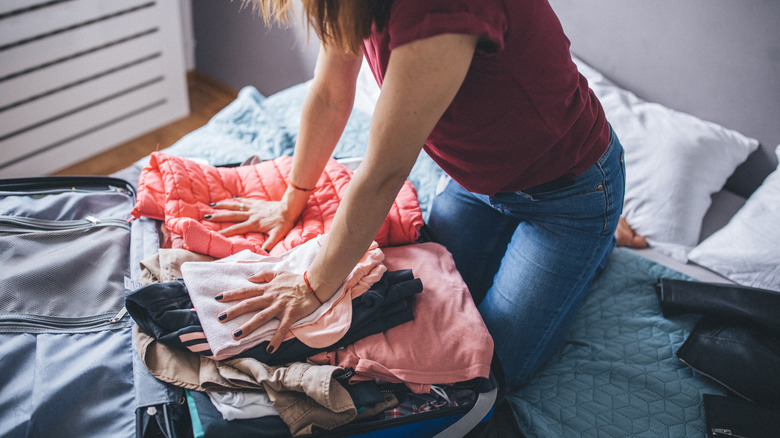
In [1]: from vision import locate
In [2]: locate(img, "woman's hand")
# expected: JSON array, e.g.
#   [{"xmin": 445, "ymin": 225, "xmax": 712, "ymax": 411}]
[
  {"xmin": 216, "ymin": 271, "xmax": 322, "ymax": 354},
  {"xmin": 206, "ymin": 197, "xmax": 297, "ymax": 252},
  {"xmin": 615, "ymin": 216, "xmax": 648, "ymax": 248}
]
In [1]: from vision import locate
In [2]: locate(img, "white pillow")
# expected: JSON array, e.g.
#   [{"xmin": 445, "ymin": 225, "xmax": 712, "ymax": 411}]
[
  {"xmin": 573, "ymin": 56, "xmax": 760, "ymax": 261},
  {"xmin": 688, "ymin": 145, "xmax": 780, "ymax": 291}
]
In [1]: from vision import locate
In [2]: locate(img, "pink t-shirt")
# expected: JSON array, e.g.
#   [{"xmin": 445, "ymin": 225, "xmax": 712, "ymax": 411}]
[
  {"xmin": 362, "ymin": 0, "xmax": 609, "ymax": 195},
  {"xmin": 310, "ymin": 242, "xmax": 494, "ymax": 393}
]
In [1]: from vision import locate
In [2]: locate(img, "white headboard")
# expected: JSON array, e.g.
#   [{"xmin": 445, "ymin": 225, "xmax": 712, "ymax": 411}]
[{"xmin": 548, "ymin": 0, "xmax": 780, "ymax": 198}]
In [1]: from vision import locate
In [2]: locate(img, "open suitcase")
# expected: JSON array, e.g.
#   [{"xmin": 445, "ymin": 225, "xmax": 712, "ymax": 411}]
[
  {"xmin": 0, "ymin": 176, "xmax": 188, "ymax": 438},
  {"xmin": 0, "ymin": 175, "xmax": 498, "ymax": 438}
]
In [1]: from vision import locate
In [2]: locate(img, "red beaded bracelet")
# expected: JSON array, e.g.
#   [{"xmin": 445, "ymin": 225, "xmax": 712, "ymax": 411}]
[
  {"xmin": 288, "ymin": 181, "xmax": 315, "ymax": 192},
  {"xmin": 303, "ymin": 271, "xmax": 323, "ymax": 305}
]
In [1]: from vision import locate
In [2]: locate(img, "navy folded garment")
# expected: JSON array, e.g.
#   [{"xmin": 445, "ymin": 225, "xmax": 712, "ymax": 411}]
[
  {"xmin": 125, "ymin": 279, "xmax": 213, "ymax": 356},
  {"xmin": 125, "ymin": 270, "xmax": 423, "ymax": 365}
]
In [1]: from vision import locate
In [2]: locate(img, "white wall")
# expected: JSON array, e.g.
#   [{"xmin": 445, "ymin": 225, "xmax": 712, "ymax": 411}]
[
  {"xmin": 179, "ymin": 0, "xmax": 196, "ymax": 71},
  {"xmin": 191, "ymin": 0, "xmax": 319, "ymax": 96}
]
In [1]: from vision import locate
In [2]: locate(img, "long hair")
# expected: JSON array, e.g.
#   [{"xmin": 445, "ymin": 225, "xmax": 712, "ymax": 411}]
[{"xmin": 243, "ymin": 0, "xmax": 392, "ymax": 54}]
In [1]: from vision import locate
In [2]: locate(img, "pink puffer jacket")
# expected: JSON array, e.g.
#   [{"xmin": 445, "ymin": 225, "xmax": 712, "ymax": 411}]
[{"xmin": 131, "ymin": 152, "xmax": 423, "ymax": 259}]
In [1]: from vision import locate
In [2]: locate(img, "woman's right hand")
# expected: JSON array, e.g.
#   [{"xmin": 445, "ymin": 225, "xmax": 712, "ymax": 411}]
[
  {"xmin": 216, "ymin": 270, "xmax": 323, "ymax": 354},
  {"xmin": 206, "ymin": 197, "xmax": 297, "ymax": 253}
]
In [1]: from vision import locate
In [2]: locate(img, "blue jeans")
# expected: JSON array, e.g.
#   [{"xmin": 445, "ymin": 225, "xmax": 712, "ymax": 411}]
[{"xmin": 427, "ymin": 128, "xmax": 625, "ymax": 388}]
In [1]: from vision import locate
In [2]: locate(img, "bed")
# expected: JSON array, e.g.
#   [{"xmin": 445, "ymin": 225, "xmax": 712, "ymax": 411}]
[{"xmin": 115, "ymin": 2, "xmax": 780, "ymax": 437}]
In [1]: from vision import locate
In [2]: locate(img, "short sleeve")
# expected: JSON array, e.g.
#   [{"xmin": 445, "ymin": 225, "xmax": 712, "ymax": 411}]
[{"xmin": 387, "ymin": 0, "xmax": 508, "ymax": 54}]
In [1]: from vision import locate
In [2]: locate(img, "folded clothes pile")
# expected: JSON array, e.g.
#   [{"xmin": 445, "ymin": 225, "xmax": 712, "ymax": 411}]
[{"xmin": 125, "ymin": 155, "xmax": 494, "ymax": 436}]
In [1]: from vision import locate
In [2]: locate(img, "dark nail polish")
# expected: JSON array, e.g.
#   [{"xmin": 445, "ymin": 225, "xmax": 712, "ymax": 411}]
[
  {"xmin": 233, "ymin": 329, "xmax": 243, "ymax": 338},
  {"xmin": 209, "ymin": 203, "xmax": 216, "ymax": 207},
  {"xmin": 214, "ymin": 294, "xmax": 223, "ymax": 301},
  {"xmin": 218, "ymin": 312, "xmax": 227, "ymax": 321},
  {"xmin": 204, "ymin": 214, "xmax": 212, "ymax": 219},
  {"xmin": 266, "ymin": 345, "xmax": 275, "ymax": 354}
]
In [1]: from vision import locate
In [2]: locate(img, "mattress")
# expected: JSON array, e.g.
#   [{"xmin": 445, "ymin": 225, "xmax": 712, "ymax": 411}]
[{"xmin": 123, "ymin": 81, "xmax": 730, "ymax": 437}]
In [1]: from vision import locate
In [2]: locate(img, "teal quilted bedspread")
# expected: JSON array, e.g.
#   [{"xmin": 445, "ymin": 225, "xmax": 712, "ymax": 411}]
[{"xmin": 508, "ymin": 248, "xmax": 725, "ymax": 437}]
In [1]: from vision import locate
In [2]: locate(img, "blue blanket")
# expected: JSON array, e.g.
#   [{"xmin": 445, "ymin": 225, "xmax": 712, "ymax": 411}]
[{"xmin": 155, "ymin": 84, "xmax": 444, "ymax": 220}]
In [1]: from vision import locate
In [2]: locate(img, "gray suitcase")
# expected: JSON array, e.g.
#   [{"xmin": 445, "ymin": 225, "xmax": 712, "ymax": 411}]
[{"xmin": 0, "ymin": 176, "xmax": 187, "ymax": 438}]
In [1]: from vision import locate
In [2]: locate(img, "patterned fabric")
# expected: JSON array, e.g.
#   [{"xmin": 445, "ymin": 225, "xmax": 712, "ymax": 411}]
[{"xmin": 507, "ymin": 248, "xmax": 726, "ymax": 437}]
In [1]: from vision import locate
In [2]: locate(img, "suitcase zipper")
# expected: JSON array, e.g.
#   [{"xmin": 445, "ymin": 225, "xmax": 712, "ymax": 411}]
[
  {"xmin": 0, "ymin": 312, "xmax": 128, "ymax": 333},
  {"xmin": 0, "ymin": 176, "xmax": 135, "ymax": 201},
  {"xmin": 0, "ymin": 215, "xmax": 130, "ymax": 232}
]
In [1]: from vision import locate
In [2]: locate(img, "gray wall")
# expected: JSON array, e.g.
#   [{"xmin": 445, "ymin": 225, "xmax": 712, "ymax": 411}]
[
  {"xmin": 192, "ymin": 0, "xmax": 319, "ymax": 96},
  {"xmin": 548, "ymin": 0, "xmax": 780, "ymax": 196}
]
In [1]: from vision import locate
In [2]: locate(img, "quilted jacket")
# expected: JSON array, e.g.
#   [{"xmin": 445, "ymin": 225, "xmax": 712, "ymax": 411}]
[{"xmin": 131, "ymin": 152, "xmax": 424, "ymax": 258}]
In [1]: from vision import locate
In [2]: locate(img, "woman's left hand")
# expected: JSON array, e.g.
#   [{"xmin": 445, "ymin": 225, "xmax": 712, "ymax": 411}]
[
  {"xmin": 206, "ymin": 197, "xmax": 298, "ymax": 252},
  {"xmin": 216, "ymin": 271, "xmax": 322, "ymax": 354}
]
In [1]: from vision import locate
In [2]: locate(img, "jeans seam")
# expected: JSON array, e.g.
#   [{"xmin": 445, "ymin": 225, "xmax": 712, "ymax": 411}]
[{"xmin": 595, "ymin": 151, "xmax": 611, "ymax": 233}]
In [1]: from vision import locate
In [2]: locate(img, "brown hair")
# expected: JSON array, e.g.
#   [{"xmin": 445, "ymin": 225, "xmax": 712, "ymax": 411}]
[{"xmin": 243, "ymin": 0, "xmax": 392, "ymax": 54}]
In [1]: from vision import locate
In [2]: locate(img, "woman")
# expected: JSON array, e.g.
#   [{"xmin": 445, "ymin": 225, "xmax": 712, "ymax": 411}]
[{"xmin": 208, "ymin": 0, "xmax": 625, "ymax": 388}]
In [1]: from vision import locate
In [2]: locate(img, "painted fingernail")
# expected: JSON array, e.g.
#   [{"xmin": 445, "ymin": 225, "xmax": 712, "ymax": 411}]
[
  {"xmin": 218, "ymin": 312, "xmax": 227, "ymax": 321},
  {"xmin": 266, "ymin": 345, "xmax": 275, "ymax": 354},
  {"xmin": 204, "ymin": 214, "xmax": 212, "ymax": 219},
  {"xmin": 233, "ymin": 329, "xmax": 243, "ymax": 338},
  {"xmin": 209, "ymin": 203, "xmax": 216, "ymax": 207},
  {"xmin": 214, "ymin": 294, "xmax": 223, "ymax": 301}
]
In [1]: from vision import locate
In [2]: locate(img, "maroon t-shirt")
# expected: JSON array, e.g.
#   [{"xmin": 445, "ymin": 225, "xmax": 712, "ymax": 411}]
[{"xmin": 362, "ymin": 0, "xmax": 609, "ymax": 195}]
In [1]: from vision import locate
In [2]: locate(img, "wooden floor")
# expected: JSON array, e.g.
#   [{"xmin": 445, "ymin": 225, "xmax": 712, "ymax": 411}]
[{"xmin": 53, "ymin": 72, "xmax": 238, "ymax": 176}]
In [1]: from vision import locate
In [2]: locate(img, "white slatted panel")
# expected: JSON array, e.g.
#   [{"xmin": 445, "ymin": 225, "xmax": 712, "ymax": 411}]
[
  {"xmin": 0, "ymin": 0, "xmax": 189, "ymax": 177},
  {"xmin": 0, "ymin": 0, "xmax": 151, "ymax": 47},
  {"xmin": 0, "ymin": 30, "xmax": 161, "ymax": 105},
  {"xmin": 0, "ymin": 5, "xmax": 160, "ymax": 79},
  {"xmin": 0, "ymin": 0, "xmax": 56, "ymax": 17}
]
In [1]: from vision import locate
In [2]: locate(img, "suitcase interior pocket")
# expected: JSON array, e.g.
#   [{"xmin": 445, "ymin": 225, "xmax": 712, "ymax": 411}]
[{"xmin": 0, "ymin": 178, "xmax": 135, "ymax": 333}]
